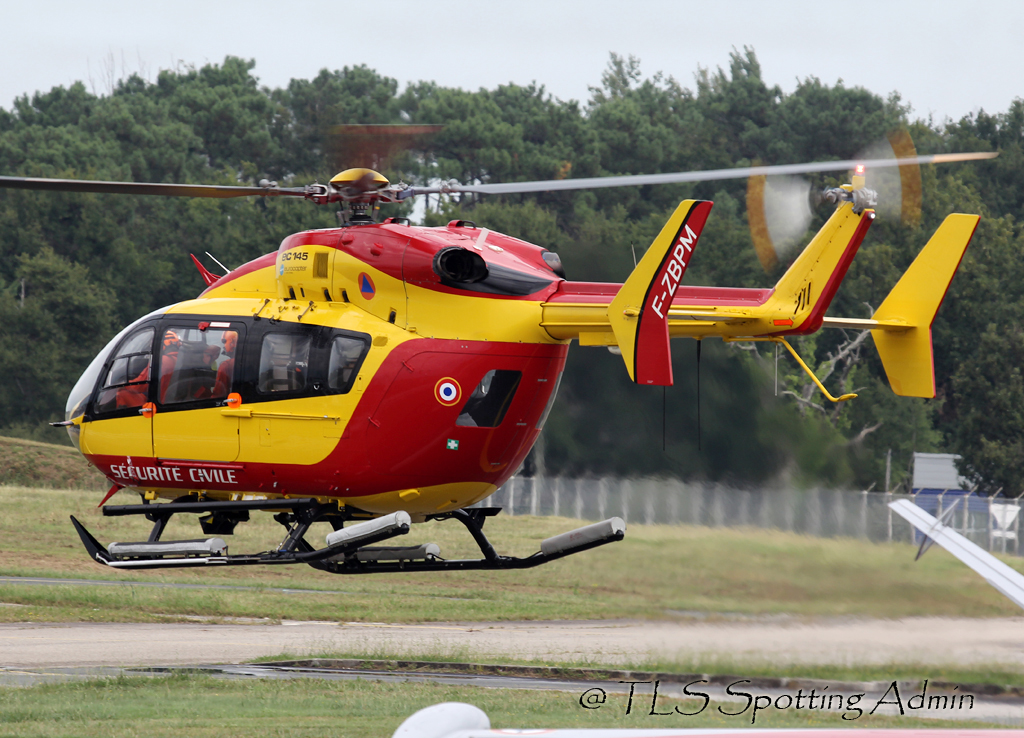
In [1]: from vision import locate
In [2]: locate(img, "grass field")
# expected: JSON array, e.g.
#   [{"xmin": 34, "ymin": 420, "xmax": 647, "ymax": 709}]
[
  {"xmin": 255, "ymin": 651, "xmax": 1024, "ymax": 693},
  {"xmin": 3, "ymin": 480, "xmax": 1023, "ymax": 733},
  {"xmin": 0, "ymin": 436, "xmax": 106, "ymax": 490},
  {"xmin": 2, "ymin": 484, "xmax": 1023, "ymax": 624},
  {"xmin": 0, "ymin": 674, "xmax": 1002, "ymax": 737}
]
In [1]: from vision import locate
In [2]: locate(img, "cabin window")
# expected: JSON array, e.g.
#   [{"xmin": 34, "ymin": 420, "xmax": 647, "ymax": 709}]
[
  {"xmin": 456, "ymin": 370, "xmax": 522, "ymax": 427},
  {"xmin": 328, "ymin": 335, "xmax": 368, "ymax": 392},
  {"xmin": 258, "ymin": 333, "xmax": 312, "ymax": 393},
  {"xmin": 93, "ymin": 328, "xmax": 155, "ymax": 413},
  {"xmin": 157, "ymin": 325, "xmax": 241, "ymax": 405}
]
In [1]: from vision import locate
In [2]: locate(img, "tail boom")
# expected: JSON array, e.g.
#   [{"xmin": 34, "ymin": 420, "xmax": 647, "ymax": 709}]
[
  {"xmin": 764, "ymin": 200, "xmax": 876, "ymax": 334},
  {"xmin": 537, "ymin": 195, "xmax": 977, "ymax": 401}
]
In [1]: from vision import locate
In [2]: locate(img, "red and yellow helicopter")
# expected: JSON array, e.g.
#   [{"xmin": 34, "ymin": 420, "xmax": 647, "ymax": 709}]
[{"xmin": 0, "ymin": 151, "xmax": 991, "ymax": 573}]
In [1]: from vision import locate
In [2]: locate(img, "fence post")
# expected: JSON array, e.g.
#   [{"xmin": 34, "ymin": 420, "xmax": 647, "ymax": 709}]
[
  {"xmin": 645, "ymin": 480, "xmax": 655, "ymax": 525},
  {"xmin": 832, "ymin": 489, "xmax": 844, "ymax": 538},
  {"xmin": 988, "ymin": 496, "xmax": 994, "ymax": 552},
  {"xmin": 620, "ymin": 479, "xmax": 630, "ymax": 524},
  {"xmin": 886, "ymin": 490, "xmax": 892, "ymax": 542},
  {"xmin": 574, "ymin": 479, "xmax": 582, "ymax": 519},
  {"xmin": 1016, "ymin": 494, "xmax": 1022, "ymax": 556},
  {"xmin": 689, "ymin": 482, "xmax": 702, "ymax": 525},
  {"xmin": 801, "ymin": 488, "xmax": 814, "ymax": 536},
  {"xmin": 737, "ymin": 489, "xmax": 749, "ymax": 527},
  {"xmin": 598, "ymin": 479, "xmax": 607, "ymax": 520},
  {"xmin": 910, "ymin": 489, "xmax": 918, "ymax": 542},
  {"xmin": 508, "ymin": 476, "xmax": 516, "ymax": 517},
  {"xmin": 553, "ymin": 478, "xmax": 561, "ymax": 518},
  {"xmin": 530, "ymin": 477, "xmax": 539, "ymax": 516}
]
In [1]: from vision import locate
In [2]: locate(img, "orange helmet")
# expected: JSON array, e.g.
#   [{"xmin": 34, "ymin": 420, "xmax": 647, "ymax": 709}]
[{"xmin": 162, "ymin": 330, "xmax": 181, "ymax": 351}]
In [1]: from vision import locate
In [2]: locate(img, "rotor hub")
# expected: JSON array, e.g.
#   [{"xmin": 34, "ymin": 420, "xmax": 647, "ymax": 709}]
[{"xmin": 330, "ymin": 168, "xmax": 390, "ymax": 200}]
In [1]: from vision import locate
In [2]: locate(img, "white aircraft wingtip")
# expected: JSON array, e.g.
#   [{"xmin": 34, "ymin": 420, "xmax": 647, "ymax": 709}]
[
  {"xmin": 392, "ymin": 702, "xmax": 490, "ymax": 738},
  {"xmin": 889, "ymin": 498, "xmax": 1024, "ymax": 610}
]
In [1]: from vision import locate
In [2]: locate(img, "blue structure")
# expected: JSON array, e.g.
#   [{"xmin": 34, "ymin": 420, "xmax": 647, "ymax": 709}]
[{"xmin": 908, "ymin": 452, "xmax": 1019, "ymax": 553}]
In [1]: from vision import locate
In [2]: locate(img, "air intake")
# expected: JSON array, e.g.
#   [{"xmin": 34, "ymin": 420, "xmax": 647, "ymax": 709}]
[{"xmin": 433, "ymin": 247, "xmax": 488, "ymax": 283}]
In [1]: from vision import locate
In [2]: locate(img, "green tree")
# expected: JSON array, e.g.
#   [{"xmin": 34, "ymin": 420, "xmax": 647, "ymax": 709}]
[
  {"xmin": 950, "ymin": 324, "xmax": 1024, "ymax": 495},
  {"xmin": 0, "ymin": 248, "xmax": 117, "ymax": 441}
]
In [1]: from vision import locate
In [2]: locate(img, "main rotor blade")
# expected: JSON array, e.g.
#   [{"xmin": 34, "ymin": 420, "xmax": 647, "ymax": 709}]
[
  {"xmin": 438, "ymin": 151, "xmax": 998, "ymax": 196},
  {"xmin": 0, "ymin": 175, "xmax": 309, "ymax": 199}
]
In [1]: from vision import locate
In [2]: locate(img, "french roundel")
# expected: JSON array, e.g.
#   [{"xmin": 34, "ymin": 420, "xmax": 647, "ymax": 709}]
[{"xmin": 435, "ymin": 378, "xmax": 461, "ymax": 406}]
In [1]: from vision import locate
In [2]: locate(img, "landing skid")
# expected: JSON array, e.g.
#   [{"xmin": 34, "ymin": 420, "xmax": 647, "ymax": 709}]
[{"xmin": 69, "ymin": 497, "xmax": 625, "ymax": 574}]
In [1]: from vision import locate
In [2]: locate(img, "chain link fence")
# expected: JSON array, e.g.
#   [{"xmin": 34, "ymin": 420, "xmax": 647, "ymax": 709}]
[{"xmin": 479, "ymin": 478, "xmax": 1022, "ymax": 556}]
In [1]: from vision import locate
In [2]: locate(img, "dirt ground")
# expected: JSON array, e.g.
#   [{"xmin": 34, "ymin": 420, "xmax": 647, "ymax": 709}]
[{"xmin": 3, "ymin": 616, "xmax": 1023, "ymax": 669}]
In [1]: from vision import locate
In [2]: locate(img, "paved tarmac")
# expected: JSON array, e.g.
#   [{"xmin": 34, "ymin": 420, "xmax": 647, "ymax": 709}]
[{"xmin": 3, "ymin": 616, "xmax": 1024, "ymax": 669}]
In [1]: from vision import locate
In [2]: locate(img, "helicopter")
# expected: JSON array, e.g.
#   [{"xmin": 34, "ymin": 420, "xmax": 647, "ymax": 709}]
[{"xmin": 0, "ymin": 150, "xmax": 991, "ymax": 574}]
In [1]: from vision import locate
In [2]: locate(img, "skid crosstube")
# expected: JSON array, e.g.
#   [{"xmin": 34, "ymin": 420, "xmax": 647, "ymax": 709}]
[{"xmin": 70, "ymin": 497, "xmax": 625, "ymax": 573}]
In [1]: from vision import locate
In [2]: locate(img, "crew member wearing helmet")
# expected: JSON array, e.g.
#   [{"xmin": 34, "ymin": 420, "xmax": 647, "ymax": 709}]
[
  {"xmin": 157, "ymin": 330, "xmax": 182, "ymax": 403},
  {"xmin": 212, "ymin": 330, "xmax": 238, "ymax": 398},
  {"xmin": 115, "ymin": 363, "xmax": 150, "ymax": 409},
  {"xmin": 114, "ymin": 331, "xmax": 180, "ymax": 409}
]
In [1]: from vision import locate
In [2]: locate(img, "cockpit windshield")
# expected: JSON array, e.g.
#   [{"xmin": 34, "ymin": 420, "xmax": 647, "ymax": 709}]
[{"xmin": 63, "ymin": 307, "xmax": 168, "ymax": 448}]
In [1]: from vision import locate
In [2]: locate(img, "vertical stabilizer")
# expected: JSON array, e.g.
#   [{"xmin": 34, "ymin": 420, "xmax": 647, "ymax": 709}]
[
  {"xmin": 609, "ymin": 200, "xmax": 713, "ymax": 385},
  {"xmin": 871, "ymin": 213, "xmax": 980, "ymax": 397}
]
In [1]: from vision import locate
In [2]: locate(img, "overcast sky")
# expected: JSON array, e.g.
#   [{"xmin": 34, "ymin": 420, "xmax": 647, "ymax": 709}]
[{"xmin": 4, "ymin": 0, "xmax": 1020, "ymax": 123}]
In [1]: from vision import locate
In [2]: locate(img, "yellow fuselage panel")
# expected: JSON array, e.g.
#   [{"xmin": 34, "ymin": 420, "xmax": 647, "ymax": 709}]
[
  {"xmin": 81, "ymin": 415, "xmax": 152, "ymax": 458},
  {"xmin": 333, "ymin": 481, "xmax": 497, "ymax": 516},
  {"xmin": 195, "ymin": 257, "xmax": 560, "ymax": 345},
  {"xmin": 235, "ymin": 396, "xmax": 351, "ymax": 466},
  {"xmin": 405, "ymin": 282, "xmax": 556, "ymax": 344},
  {"xmin": 154, "ymin": 407, "xmax": 239, "ymax": 462}
]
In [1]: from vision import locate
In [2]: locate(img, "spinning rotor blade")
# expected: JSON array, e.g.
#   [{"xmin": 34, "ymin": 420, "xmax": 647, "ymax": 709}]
[
  {"xmin": 0, "ymin": 150, "xmax": 995, "ymax": 207},
  {"xmin": 747, "ymin": 174, "xmax": 813, "ymax": 271},
  {"xmin": 746, "ymin": 133, "xmax": 970, "ymax": 272},
  {"xmin": 424, "ymin": 151, "xmax": 997, "ymax": 196},
  {"xmin": 0, "ymin": 175, "xmax": 310, "ymax": 199},
  {"xmin": 859, "ymin": 130, "xmax": 923, "ymax": 225},
  {"xmin": 326, "ymin": 124, "xmax": 444, "ymax": 172}
]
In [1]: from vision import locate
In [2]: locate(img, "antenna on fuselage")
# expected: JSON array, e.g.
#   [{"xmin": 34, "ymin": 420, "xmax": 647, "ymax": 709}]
[{"xmin": 205, "ymin": 251, "xmax": 231, "ymax": 275}]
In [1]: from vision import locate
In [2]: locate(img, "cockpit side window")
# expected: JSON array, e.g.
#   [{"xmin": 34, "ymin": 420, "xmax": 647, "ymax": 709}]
[{"xmin": 92, "ymin": 328, "xmax": 155, "ymax": 414}]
